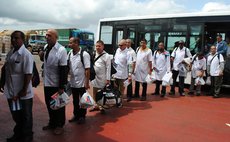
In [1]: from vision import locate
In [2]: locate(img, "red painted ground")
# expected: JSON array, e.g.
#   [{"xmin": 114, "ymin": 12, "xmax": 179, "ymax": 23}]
[{"xmin": 1, "ymin": 80, "xmax": 230, "ymax": 142}]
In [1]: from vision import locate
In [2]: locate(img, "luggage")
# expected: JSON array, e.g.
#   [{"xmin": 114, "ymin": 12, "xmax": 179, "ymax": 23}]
[{"xmin": 96, "ymin": 86, "xmax": 122, "ymax": 108}]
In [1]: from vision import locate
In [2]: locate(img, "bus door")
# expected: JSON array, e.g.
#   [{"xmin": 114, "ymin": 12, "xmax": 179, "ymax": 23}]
[{"xmin": 127, "ymin": 25, "xmax": 137, "ymax": 50}]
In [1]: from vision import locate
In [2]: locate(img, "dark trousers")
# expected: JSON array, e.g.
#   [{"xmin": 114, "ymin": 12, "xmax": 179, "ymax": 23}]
[
  {"xmin": 8, "ymin": 98, "xmax": 33, "ymax": 138},
  {"xmin": 127, "ymin": 82, "xmax": 133, "ymax": 98},
  {"xmin": 71, "ymin": 87, "xmax": 87, "ymax": 118},
  {"xmin": 44, "ymin": 87, "xmax": 65, "ymax": 128},
  {"xmin": 210, "ymin": 76, "xmax": 223, "ymax": 95},
  {"xmin": 155, "ymin": 80, "xmax": 166, "ymax": 95},
  {"xmin": 170, "ymin": 70, "xmax": 185, "ymax": 94},
  {"xmin": 135, "ymin": 81, "xmax": 147, "ymax": 97}
]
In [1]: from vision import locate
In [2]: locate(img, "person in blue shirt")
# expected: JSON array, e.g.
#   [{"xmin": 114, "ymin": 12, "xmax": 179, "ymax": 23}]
[{"xmin": 215, "ymin": 35, "xmax": 228, "ymax": 57}]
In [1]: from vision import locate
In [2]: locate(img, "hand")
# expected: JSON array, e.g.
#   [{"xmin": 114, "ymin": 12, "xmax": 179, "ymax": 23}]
[
  {"xmin": 18, "ymin": 89, "xmax": 27, "ymax": 97},
  {"xmin": 170, "ymin": 57, "xmax": 174, "ymax": 62},
  {"xmin": 84, "ymin": 82, "xmax": 90, "ymax": 90},
  {"xmin": 38, "ymin": 51, "xmax": 44, "ymax": 61},
  {"xmin": 219, "ymin": 71, "xmax": 224, "ymax": 76},
  {"xmin": 12, "ymin": 96, "xmax": 19, "ymax": 101}
]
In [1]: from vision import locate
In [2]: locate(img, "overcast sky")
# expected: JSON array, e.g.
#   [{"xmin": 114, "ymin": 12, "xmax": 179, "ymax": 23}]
[{"xmin": 0, "ymin": 0, "xmax": 230, "ymax": 34}]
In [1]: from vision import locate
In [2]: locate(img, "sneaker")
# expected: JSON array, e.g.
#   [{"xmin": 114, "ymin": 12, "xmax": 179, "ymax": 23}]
[
  {"xmin": 127, "ymin": 97, "xmax": 132, "ymax": 102},
  {"xmin": 77, "ymin": 117, "xmax": 85, "ymax": 124},
  {"xmin": 151, "ymin": 92, "xmax": 159, "ymax": 96},
  {"xmin": 140, "ymin": 96, "xmax": 146, "ymax": 101},
  {"xmin": 117, "ymin": 103, "xmax": 123, "ymax": 108},
  {"xmin": 213, "ymin": 94, "xmax": 220, "ymax": 98},
  {"xmin": 89, "ymin": 107, "xmax": 100, "ymax": 112},
  {"xmin": 69, "ymin": 116, "xmax": 79, "ymax": 123},
  {"xmin": 196, "ymin": 93, "xmax": 201, "ymax": 96},
  {"xmin": 23, "ymin": 136, "xmax": 33, "ymax": 142},
  {"xmin": 53, "ymin": 127, "xmax": 64, "ymax": 135},
  {"xmin": 160, "ymin": 93, "xmax": 166, "ymax": 97},
  {"xmin": 133, "ymin": 95, "xmax": 140, "ymax": 98},
  {"xmin": 180, "ymin": 93, "xmax": 185, "ymax": 96}
]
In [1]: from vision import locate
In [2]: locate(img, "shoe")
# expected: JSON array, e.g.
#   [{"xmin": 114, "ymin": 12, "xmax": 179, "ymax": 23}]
[
  {"xmin": 53, "ymin": 127, "xmax": 64, "ymax": 135},
  {"xmin": 133, "ymin": 95, "xmax": 140, "ymax": 98},
  {"xmin": 89, "ymin": 107, "xmax": 100, "ymax": 112},
  {"xmin": 188, "ymin": 92, "xmax": 194, "ymax": 95},
  {"xmin": 180, "ymin": 93, "xmax": 185, "ymax": 96},
  {"xmin": 196, "ymin": 93, "xmax": 201, "ymax": 96},
  {"xmin": 23, "ymin": 136, "xmax": 33, "ymax": 142},
  {"xmin": 160, "ymin": 94, "xmax": 165, "ymax": 97},
  {"xmin": 169, "ymin": 91, "xmax": 175, "ymax": 95},
  {"xmin": 140, "ymin": 96, "xmax": 146, "ymax": 101},
  {"xmin": 127, "ymin": 97, "xmax": 132, "ymax": 102},
  {"xmin": 69, "ymin": 116, "xmax": 78, "ymax": 123},
  {"xmin": 151, "ymin": 92, "xmax": 159, "ymax": 96},
  {"xmin": 117, "ymin": 103, "xmax": 123, "ymax": 108},
  {"xmin": 42, "ymin": 125, "xmax": 54, "ymax": 131},
  {"xmin": 77, "ymin": 117, "xmax": 85, "ymax": 124},
  {"xmin": 100, "ymin": 108, "xmax": 106, "ymax": 114},
  {"xmin": 6, "ymin": 135, "xmax": 22, "ymax": 142},
  {"xmin": 213, "ymin": 94, "xmax": 220, "ymax": 98}
]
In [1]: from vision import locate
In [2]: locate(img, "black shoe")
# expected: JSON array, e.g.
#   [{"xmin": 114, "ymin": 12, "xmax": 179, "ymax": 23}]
[
  {"xmin": 151, "ymin": 92, "xmax": 159, "ymax": 96},
  {"xmin": 23, "ymin": 136, "xmax": 33, "ymax": 142},
  {"xmin": 196, "ymin": 93, "xmax": 201, "ymax": 96},
  {"xmin": 42, "ymin": 125, "xmax": 54, "ymax": 131},
  {"xmin": 7, "ymin": 135, "xmax": 22, "ymax": 142},
  {"xmin": 127, "ymin": 97, "xmax": 132, "ymax": 102},
  {"xmin": 69, "ymin": 116, "xmax": 78, "ymax": 123},
  {"xmin": 188, "ymin": 92, "xmax": 194, "ymax": 95},
  {"xmin": 133, "ymin": 95, "xmax": 140, "ymax": 98},
  {"xmin": 213, "ymin": 94, "xmax": 220, "ymax": 98},
  {"xmin": 140, "ymin": 96, "xmax": 146, "ymax": 101},
  {"xmin": 160, "ymin": 94, "xmax": 165, "ymax": 97},
  {"xmin": 169, "ymin": 91, "xmax": 175, "ymax": 95},
  {"xmin": 100, "ymin": 108, "xmax": 106, "ymax": 114},
  {"xmin": 77, "ymin": 117, "xmax": 85, "ymax": 124},
  {"xmin": 117, "ymin": 103, "xmax": 123, "ymax": 108}
]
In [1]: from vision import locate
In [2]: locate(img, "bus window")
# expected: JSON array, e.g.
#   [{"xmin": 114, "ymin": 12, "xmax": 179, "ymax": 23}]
[
  {"xmin": 189, "ymin": 25, "xmax": 202, "ymax": 54},
  {"xmin": 116, "ymin": 30, "xmax": 123, "ymax": 44},
  {"xmin": 144, "ymin": 32, "xmax": 161, "ymax": 51},
  {"xmin": 100, "ymin": 26, "xmax": 113, "ymax": 44},
  {"xmin": 167, "ymin": 32, "xmax": 186, "ymax": 52}
]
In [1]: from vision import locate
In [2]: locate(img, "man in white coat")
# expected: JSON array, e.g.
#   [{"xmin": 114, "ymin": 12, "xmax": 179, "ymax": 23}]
[
  {"xmin": 134, "ymin": 39, "xmax": 152, "ymax": 101},
  {"xmin": 152, "ymin": 42, "xmax": 170, "ymax": 97}
]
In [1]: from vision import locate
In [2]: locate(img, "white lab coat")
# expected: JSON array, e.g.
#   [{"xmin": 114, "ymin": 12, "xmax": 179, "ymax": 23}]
[
  {"xmin": 135, "ymin": 48, "xmax": 152, "ymax": 83},
  {"xmin": 152, "ymin": 50, "xmax": 171, "ymax": 80}
]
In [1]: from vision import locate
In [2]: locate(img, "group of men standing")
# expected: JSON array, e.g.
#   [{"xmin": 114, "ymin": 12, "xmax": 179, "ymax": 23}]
[{"xmin": 0, "ymin": 29, "xmax": 227, "ymax": 142}]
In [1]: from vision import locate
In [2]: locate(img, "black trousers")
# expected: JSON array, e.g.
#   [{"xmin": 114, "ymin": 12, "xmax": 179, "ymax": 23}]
[
  {"xmin": 155, "ymin": 80, "xmax": 166, "ymax": 95},
  {"xmin": 8, "ymin": 98, "xmax": 33, "ymax": 138},
  {"xmin": 44, "ymin": 87, "xmax": 65, "ymax": 128},
  {"xmin": 135, "ymin": 81, "xmax": 147, "ymax": 97},
  {"xmin": 170, "ymin": 70, "xmax": 185, "ymax": 94},
  {"xmin": 127, "ymin": 82, "xmax": 133, "ymax": 98},
  {"xmin": 71, "ymin": 87, "xmax": 87, "ymax": 118}
]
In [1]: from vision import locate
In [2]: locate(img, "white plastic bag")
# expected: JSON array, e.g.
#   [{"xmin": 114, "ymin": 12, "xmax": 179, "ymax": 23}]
[
  {"xmin": 145, "ymin": 72, "xmax": 156, "ymax": 84},
  {"xmin": 123, "ymin": 79, "xmax": 131, "ymax": 87},
  {"xmin": 206, "ymin": 76, "xmax": 211, "ymax": 85},
  {"xmin": 178, "ymin": 63, "xmax": 187, "ymax": 77},
  {"xmin": 50, "ymin": 92, "xmax": 70, "ymax": 110},
  {"xmin": 79, "ymin": 92, "xmax": 95, "ymax": 109},
  {"xmin": 162, "ymin": 72, "xmax": 172, "ymax": 86},
  {"xmin": 195, "ymin": 77, "xmax": 205, "ymax": 86}
]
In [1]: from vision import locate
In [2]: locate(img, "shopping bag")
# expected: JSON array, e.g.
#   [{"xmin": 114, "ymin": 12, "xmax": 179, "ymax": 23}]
[
  {"xmin": 145, "ymin": 72, "xmax": 156, "ymax": 84},
  {"xmin": 195, "ymin": 77, "xmax": 205, "ymax": 86},
  {"xmin": 50, "ymin": 91, "xmax": 70, "ymax": 110},
  {"xmin": 162, "ymin": 72, "xmax": 172, "ymax": 83},
  {"xmin": 206, "ymin": 76, "xmax": 211, "ymax": 85},
  {"xmin": 79, "ymin": 92, "xmax": 95, "ymax": 109},
  {"xmin": 178, "ymin": 63, "xmax": 187, "ymax": 77}
]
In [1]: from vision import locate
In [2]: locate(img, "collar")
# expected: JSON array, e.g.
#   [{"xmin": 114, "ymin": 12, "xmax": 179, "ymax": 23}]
[{"xmin": 16, "ymin": 44, "xmax": 26, "ymax": 55}]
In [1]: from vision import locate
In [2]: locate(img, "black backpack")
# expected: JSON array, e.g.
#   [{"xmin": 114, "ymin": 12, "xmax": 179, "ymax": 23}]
[{"xmin": 32, "ymin": 62, "xmax": 40, "ymax": 88}]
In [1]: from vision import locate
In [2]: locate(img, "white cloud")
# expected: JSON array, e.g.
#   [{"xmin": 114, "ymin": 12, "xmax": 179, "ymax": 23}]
[{"xmin": 202, "ymin": 2, "xmax": 230, "ymax": 12}]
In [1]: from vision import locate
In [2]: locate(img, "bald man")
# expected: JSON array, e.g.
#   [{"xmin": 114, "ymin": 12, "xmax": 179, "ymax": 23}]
[
  {"xmin": 113, "ymin": 39, "xmax": 131, "ymax": 102},
  {"xmin": 39, "ymin": 29, "xmax": 68, "ymax": 135}
]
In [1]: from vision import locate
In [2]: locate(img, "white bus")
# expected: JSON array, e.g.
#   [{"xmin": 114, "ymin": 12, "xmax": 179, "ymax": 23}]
[{"xmin": 97, "ymin": 12, "xmax": 230, "ymax": 86}]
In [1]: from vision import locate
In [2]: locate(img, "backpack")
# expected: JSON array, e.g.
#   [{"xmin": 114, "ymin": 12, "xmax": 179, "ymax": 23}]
[{"xmin": 32, "ymin": 62, "xmax": 40, "ymax": 87}]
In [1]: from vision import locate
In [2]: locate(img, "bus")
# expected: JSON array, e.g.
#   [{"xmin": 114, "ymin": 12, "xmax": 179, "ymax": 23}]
[{"xmin": 97, "ymin": 12, "xmax": 230, "ymax": 86}]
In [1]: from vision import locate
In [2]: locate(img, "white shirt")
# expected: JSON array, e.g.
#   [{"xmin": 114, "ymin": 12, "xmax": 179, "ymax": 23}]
[
  {"xmin": 191, "ymin": 55, "xmax": 206, "ymax": 78},
  {"xmin": 135, "ymin": 48, "xmax": 152, "ymax": 82},
  {"xmin": 91, "ymin": 51, "xmax": 111, "ymax": 88},
  {"xmin": 152, "ymin": 50, "xmax": 171, "ymax": 80},
  {"xmin": 4, "ymin": 45, "xmax": 34, "ymax": 99},
  {"xmin": 171, "ymin": 47, "xmax": 192, "ymax": 71},
  {"xmin": 207, "ymin": 53, "xmax": 224, "ymax": 76},
  {"xmin": 113, "ymin": 48, "xmax": 130, "ymax": 79},
  {"xmin": 127, "ymin": 47, "xmax": 137, "ymax": 64},
  {"xmin": 43, "ymin": 42, "xmax": 67, "ymax": 87},
  {"xmin": 68, "ymin": 49, "xmax": 90, "ymax": 88}
]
